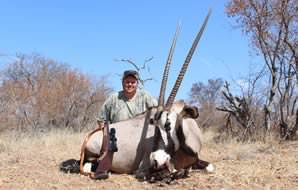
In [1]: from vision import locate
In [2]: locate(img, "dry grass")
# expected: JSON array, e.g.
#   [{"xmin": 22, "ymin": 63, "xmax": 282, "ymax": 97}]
[{"xmin": 0, "ymin": 130, "xmax": 297, "ymax": 190}]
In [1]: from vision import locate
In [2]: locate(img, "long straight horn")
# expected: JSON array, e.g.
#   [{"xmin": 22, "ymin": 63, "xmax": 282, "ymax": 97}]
[
  {"xmin": 165, "ymin": 9, "xmax": 212, "ymax": 108},
  {"xmin": 158, "ymin": 22, "xmax": 181, "ymax": 108}
]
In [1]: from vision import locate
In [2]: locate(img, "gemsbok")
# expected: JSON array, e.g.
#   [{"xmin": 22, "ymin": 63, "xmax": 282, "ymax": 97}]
[{"xmin": 61, "ymin": 9, "xmax": 214, "ymax": 182}]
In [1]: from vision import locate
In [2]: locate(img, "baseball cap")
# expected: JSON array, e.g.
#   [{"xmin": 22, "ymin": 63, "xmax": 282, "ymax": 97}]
[{"xmin": 122, "ymin": 70, "xmax": 139, "ymax": 80}]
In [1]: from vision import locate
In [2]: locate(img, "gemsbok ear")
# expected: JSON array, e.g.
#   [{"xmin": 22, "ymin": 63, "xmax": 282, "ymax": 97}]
[{"xmin": 182, "ymin": 105, "xmax": 199, "ymax": 119}]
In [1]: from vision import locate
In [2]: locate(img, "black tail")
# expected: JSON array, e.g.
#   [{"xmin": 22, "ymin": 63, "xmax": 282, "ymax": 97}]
[{"xmin": 59, "ymin": 159, "xmax": 80, "ymax": 174}]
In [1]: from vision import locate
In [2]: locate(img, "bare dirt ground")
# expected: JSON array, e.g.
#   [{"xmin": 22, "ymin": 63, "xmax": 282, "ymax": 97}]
[{"xmin": 0, "ymin": 130, "xmax": 297, "ymax": 190}]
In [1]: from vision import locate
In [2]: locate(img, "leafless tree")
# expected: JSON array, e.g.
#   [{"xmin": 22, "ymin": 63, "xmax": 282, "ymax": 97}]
[
  {"xmin": 217, "ymin": 81, "xmax": 254, "ymax": 141},
  {"xmin": 226, "ymin": 0, "xmax": 297, "ymax": 140},
  {"xmin": 217, "ymin": 67, "xmax": 270, "ymax": 141},
  {"xmin": 115, "ymin": 57, "xmax": 154, "ymax": 86}
]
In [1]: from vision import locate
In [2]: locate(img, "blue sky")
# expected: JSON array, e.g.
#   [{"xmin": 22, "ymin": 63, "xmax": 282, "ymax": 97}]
[{"xmin": 0, "ymin": 0, "xmax": 256, "ymax": 100}]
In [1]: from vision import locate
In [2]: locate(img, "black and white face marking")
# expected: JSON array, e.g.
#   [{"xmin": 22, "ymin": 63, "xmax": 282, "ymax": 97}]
[
  {"xmin": 151, "ymin": 110, "xmax": 180, "ymax": 150},
  {"xmin": 149, "ymin": 109, "xmax": 181, "ymax": 170},
  {"xmin": 158, "ymin": 110, "xmax": 180, "ymax": 151}
]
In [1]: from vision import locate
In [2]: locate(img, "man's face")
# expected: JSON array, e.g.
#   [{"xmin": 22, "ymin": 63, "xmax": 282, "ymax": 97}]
[{"xmin": 123, "ymin": 76, "xmax": 138, "ymax": 95}]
